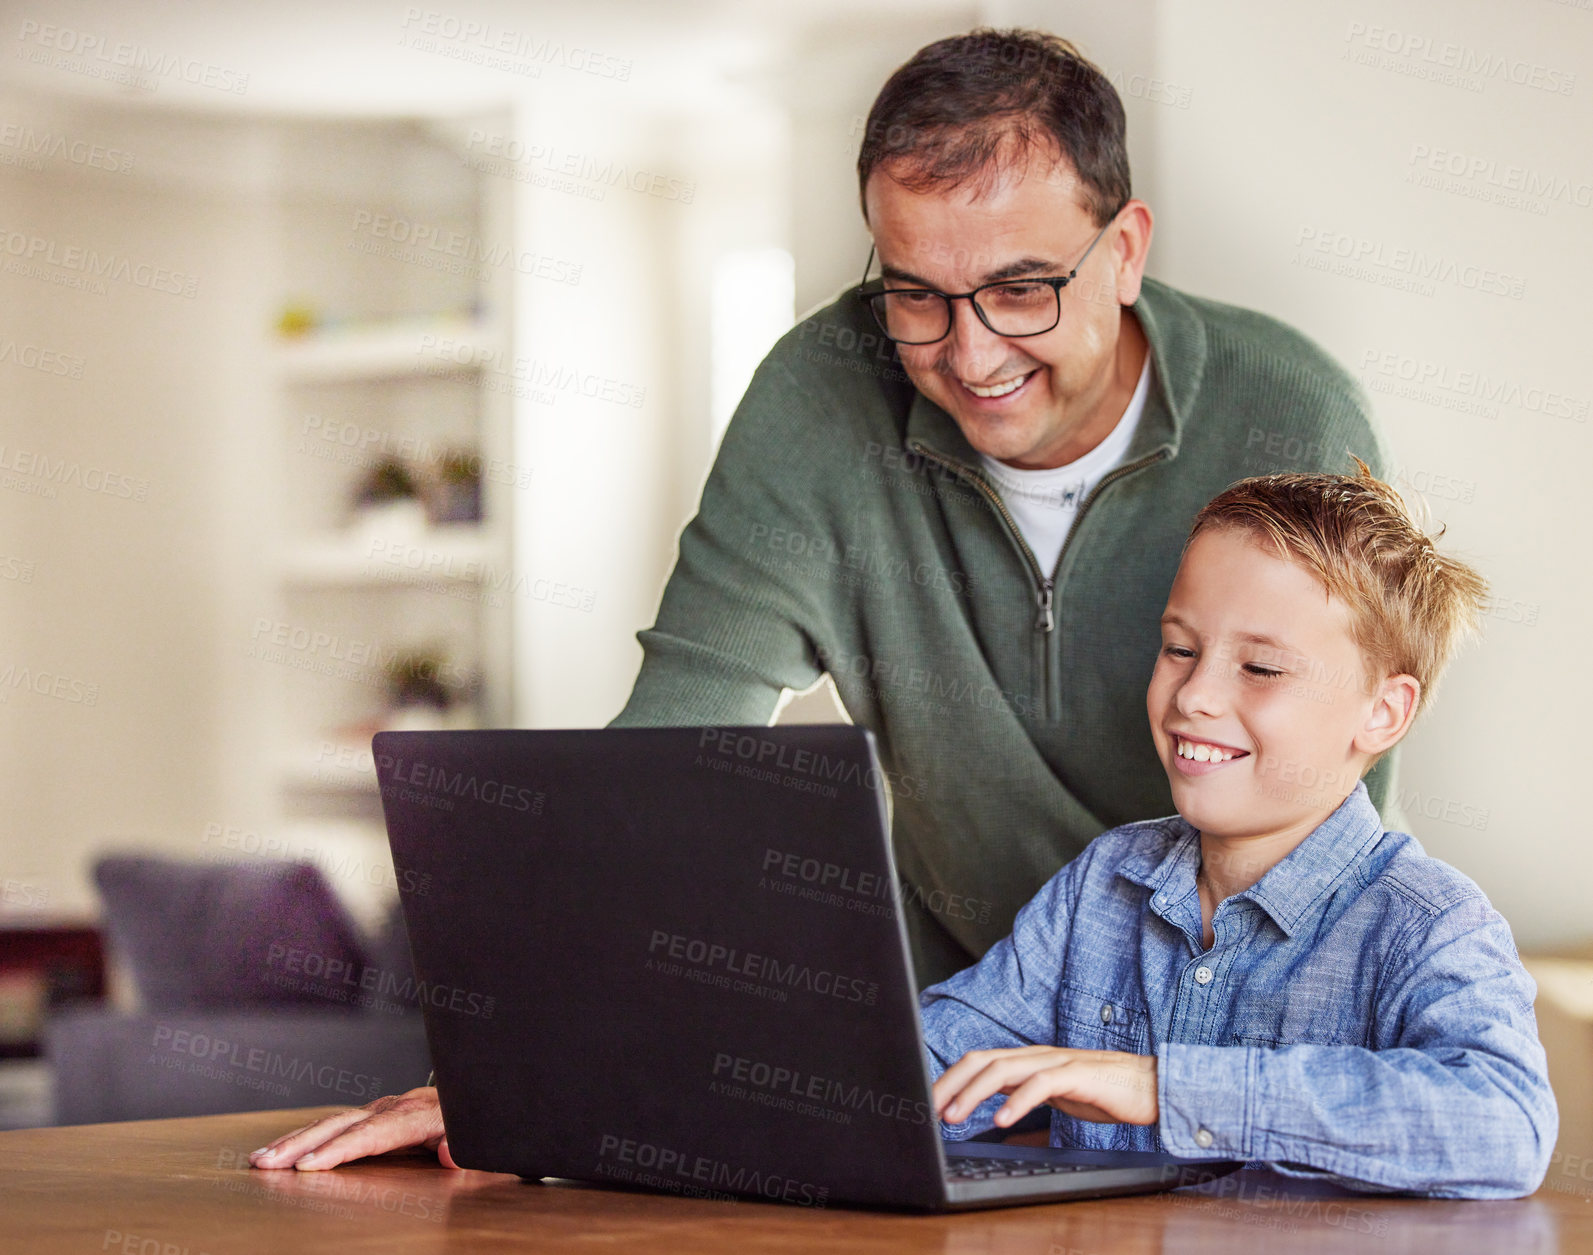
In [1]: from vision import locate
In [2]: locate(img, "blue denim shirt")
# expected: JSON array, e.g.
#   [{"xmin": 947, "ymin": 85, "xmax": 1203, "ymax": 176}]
[{"xmin": 919, "ymin": 782, "xmax": 1556, "ymax": 1198}]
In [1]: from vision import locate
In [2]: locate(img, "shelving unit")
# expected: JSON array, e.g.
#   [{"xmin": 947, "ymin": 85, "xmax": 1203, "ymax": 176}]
[
  {"xmin": 274, "ymin": 316, "xmax": 502, "ymax": 382},
  {"xmin": 260, "ymin": 113, "xmax": 516, "ymax": 845},
  {"xmin": 278, "ymin": 528, "xmax": 504, "ymax": 587}
]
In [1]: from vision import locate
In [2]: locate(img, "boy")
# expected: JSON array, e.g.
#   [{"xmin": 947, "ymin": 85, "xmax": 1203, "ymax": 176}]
[{"xmin": 924, "ymin": 459, "xmax": 1556, "ymax": 1198}]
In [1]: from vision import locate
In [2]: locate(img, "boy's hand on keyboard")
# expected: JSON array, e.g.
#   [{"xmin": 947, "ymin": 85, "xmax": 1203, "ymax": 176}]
[{"xmin": 932, "ymin": 1047, "xmax": 1158, "ymax": 1128}]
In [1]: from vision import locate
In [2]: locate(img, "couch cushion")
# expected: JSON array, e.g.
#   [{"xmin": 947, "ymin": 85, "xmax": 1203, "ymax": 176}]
[
  {"xmin": 93, "ymin": 856, "xmax": 369, "ymax": 1011},
  {"xmin": 47, "ymin": 1007, "xmax": 433, "ymax": 1125}
]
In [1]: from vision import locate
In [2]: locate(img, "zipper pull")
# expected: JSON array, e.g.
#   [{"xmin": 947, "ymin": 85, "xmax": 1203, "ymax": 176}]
[{"xmin": 1035, "ymin": 580, "xmax": 1054, "ymax": 633}]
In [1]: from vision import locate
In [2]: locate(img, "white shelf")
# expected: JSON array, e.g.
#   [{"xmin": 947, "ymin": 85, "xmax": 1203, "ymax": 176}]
[
  {"xmin": 264, "ymin": 109, "xmax": 516, "ymax": 846},
  {"xmin": 280, "ymin": 527, "xmax": 504, "ymax": 587},
  {"xmin": 279, "ymin": 711, "xmax": 483, "ymax": 795},
  {"xmin": 275, "ymin": 317, "xmax": 502, "ymax": 382}
]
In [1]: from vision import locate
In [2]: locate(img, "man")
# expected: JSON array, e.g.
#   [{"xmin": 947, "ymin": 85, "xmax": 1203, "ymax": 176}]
[
  {"xmin": 252, "ymin": 27, "xmax": 1396, "ymax": 1171},
  {"xmin": 609, "ymin": 30, "xmax": 1398, "ymax": 981}
]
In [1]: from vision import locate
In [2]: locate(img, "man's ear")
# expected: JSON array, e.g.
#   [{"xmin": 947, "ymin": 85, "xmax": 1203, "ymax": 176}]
[
  {"xmin": 1111, "ymin": 199, "xmax": 1154, "ymax": 307},
  {"xmin": 1355, "ymin": 673, "xmax": 1421, "ymax": 757}
]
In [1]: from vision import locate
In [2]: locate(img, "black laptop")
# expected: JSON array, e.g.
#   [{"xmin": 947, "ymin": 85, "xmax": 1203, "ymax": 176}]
[{"xmin": 373, "ymin": 725, "xmax": 1239, "ymax": 1210}]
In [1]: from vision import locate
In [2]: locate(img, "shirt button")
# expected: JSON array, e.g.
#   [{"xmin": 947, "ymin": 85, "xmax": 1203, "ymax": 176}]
[
  {"xmin": 1194, "ymin": 1127, "xmax": 1214, "ymax": 1149},
  {"xmin": 1194, "ymin": 966, "xmax": 1213, "ymax": 985},
  {"xmin": 1100, "ymin": 1004, "xmax": 1113, "ymax": 1024}
]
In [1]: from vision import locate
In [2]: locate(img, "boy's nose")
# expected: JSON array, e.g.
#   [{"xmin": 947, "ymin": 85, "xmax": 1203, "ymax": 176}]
[{"xmin": 1174, "ymin": 669, "xmax": 1226, "ymax": 719}]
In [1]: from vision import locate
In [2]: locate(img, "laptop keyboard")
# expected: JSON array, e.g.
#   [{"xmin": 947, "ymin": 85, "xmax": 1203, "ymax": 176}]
[{"xmin": 945, "ymin": 1155, "xmax": 1095, "ymax": 1181}]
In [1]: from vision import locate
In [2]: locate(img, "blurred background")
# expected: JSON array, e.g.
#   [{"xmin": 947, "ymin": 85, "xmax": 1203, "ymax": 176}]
[{"xmin": 0, "ymin": 0, "xmax": 1588, "ymax": 1173}]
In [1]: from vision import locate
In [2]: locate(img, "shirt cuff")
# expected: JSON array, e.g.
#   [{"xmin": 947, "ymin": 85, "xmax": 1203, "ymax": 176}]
[{"xmin": 1157, "ymin": 1042, "xmax": 1256, "ymax": 1158}]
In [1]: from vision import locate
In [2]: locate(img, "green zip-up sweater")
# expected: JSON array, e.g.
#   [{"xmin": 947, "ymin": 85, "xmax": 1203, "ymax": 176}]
[{"xmin": 614, "ymin": 275, "xmax": 1400, "ymax": 984}]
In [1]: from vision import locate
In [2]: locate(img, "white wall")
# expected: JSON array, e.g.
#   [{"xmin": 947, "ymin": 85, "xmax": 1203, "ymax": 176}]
[
  {"xmin": 999, "ymin": 0, "xmax": 1593, "ymax": 948},
  {"xmin": 506, "ymin": 88, "xmax": 693, "ymax": 729},
  {"xmin": 0, "ymin": 102, "xmax": 278, "ymax": 918},
  {"xmin": 2, "ymin": 1, "xmax": 1587, "ymax": 949}
]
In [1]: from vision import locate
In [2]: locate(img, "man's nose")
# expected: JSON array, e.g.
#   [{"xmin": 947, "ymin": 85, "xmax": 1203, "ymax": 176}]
[{"xmin": 942, "ymin": 297, "xmax": 1008, "ymax": 381}]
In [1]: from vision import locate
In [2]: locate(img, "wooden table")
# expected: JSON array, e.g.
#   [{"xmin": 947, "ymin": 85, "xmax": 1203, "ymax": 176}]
[{"xmin": 1, "ymin": 1107, "xmax": 1588, "ymax": 1253}]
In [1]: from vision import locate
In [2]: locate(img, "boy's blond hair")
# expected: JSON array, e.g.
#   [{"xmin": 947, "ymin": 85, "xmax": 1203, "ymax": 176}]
[{"xmin": 1188, "ymin": 456, "xmax": 1489, "ymax": 711}]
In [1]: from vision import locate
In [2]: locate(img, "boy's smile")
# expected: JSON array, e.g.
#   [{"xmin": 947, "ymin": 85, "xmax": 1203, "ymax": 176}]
[{"xmin": 1169, "ymin": 733, "xmax": 1249, "ymax": 772}]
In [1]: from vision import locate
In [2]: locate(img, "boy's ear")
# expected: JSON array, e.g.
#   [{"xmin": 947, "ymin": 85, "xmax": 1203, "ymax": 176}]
[{"xmin": 1355, "ymin": 673, "xmax": 1421, "ymax": 757}]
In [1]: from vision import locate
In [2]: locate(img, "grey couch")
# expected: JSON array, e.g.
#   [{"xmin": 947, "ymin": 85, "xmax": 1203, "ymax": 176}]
[{"xmin": 47, "ymin": 856, "xmax": 431, "ymax": 1125}]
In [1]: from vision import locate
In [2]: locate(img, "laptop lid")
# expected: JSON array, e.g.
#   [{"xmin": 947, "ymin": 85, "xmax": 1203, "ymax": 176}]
[{"xmin": 375, "ymin": 725, "xmax": 949, "ymax": 1209}]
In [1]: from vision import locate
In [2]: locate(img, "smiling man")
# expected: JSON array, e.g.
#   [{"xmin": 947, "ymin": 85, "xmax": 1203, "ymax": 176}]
[
  {"xmin": 614, "ymin": 27, "xmax": 1402, "ymax": 984},
  {"xmin": 861, "ymin": 120, "xmax": 1148, "ymax": 479}
]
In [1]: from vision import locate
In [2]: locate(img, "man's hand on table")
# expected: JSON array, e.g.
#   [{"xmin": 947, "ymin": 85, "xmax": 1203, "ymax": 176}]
[
  {"xmin": 249, "ymin": 1086, "xmax": 457, "ymax": 1171},
  {"xmin": 932, "ymin": 1046, "xmax": 1160, "ymax": 1129}
]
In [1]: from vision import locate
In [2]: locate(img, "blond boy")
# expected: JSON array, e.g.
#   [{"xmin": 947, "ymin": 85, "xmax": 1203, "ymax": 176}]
[{"xmin": 925, "ymin": 460, "xmax": 1556, "ymax": 1197}]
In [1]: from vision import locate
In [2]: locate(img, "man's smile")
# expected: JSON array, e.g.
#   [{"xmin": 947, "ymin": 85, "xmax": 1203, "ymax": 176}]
[{"xmin": 959, "ymin": 370, "xmax": 1037, "ymax": 400}]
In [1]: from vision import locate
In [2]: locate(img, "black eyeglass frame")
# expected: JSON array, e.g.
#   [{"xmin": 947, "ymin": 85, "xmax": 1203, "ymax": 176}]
[{"xmin": 856, "ymin": 217, "xmax": 1114, "ymax": 345}]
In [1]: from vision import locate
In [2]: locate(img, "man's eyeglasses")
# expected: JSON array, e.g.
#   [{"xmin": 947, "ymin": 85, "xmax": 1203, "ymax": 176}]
[{"xmin": 856, "ymin": 219, "xmax": 1112, "ymax": 346}]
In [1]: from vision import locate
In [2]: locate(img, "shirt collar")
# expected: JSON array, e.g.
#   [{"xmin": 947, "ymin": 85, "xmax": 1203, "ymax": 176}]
[
  {"xmin": 1116, "ymin": 781, "xmax": 1386, "ymax": 938},
  {"xmin": 900, "ymin": 275, "xmax": 1204, "ymax": 473}
]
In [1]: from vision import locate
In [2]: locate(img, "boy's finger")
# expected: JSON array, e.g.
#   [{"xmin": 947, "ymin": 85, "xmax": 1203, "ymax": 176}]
[
  {"xmin": 932, "ymin": 1066, "xmax": 988, "ymax": 1114},
  {"xmin": 941, "ymin": 1054, "xmax": 1061, "ymax": 1122},
  {"xmin": 935, "ymin": 1060, "xmax": 1016, "ymax": 1118},
  {"xmin": 933, "ymin": 1049, "xmax": 1010, "ymax": 1098},
  {"xmin": 997, "ymin": 1065, "xmax": 1088, "ymax": 1126},
  {"xmin": 932, "ymin": 1053, "xmax": 1001, "ymax": 1114},
  {"xmin": 933, "ymin": 1045, "xmax": 1065, "ymax": 1113}
]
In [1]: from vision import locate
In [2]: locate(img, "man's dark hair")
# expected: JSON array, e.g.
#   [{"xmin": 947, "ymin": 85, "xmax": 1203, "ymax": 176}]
[{"xmin": 856, "ymin": 28, "xmax": 1130, "ymax": 225}]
